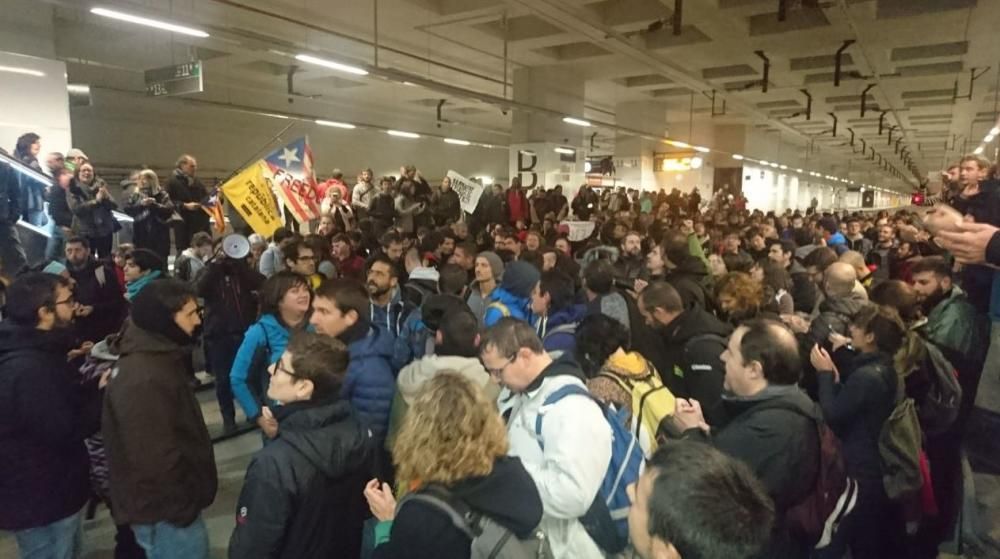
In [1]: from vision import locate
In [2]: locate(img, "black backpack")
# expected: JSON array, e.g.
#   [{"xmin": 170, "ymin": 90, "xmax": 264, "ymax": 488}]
[{"xmin": 910, "ymin": 335, "xmax": 962, "ymax": 436}]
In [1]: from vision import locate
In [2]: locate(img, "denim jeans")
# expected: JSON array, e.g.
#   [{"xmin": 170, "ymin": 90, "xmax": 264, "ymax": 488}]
[
  {"xmin": 132, "ymin": 515, "xmax": 209, "ymax": 559},
  {"xmin": 206, "ymin": 333, "xmax": 242, "ymax": 427},
  {"xmin": 14, "ymin": 508, "xmax": 83, "ymax": 559}
]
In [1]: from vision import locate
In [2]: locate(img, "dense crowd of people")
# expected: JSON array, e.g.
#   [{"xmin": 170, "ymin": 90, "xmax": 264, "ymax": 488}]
[{"xmin": 2, "ymin": 135, "xmax": 1000, "ymax": 559}]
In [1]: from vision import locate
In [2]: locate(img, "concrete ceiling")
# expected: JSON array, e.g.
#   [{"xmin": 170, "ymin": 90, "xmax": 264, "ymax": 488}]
[{"xmin": 32, "ymin": 0, "xmax": 1000, "ymax": 187}]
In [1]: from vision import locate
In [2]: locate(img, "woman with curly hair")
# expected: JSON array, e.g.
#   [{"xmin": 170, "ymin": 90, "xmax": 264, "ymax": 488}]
[
  {"xmin": 715, "ymin": 271, "xmax": 769, "ymax": 326},
  {"xmin": 364, "ymin": 372, "xmax": 543, "ymax": 558}
]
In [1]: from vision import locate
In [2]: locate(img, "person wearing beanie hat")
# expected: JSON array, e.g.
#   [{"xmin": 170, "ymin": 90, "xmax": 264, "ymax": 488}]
[
  {"xmin": 482, "ymin": 260, "xmax": 540, "ymax": 327},
  {"xmin": 468, "ymin": 251, "xmax": 504, "ymax": 324},
  {"xmin": 102, "ymin": 279, "xmax": 217, "ymax": 558}
]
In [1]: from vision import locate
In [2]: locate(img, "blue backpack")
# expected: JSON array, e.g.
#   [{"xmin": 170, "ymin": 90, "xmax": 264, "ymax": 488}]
[{"xmin": 535, "ymin": 383, "xmax": 643, "ymax": 554}]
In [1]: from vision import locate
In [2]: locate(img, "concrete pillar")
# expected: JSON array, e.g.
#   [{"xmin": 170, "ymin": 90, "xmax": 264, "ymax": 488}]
[
  {"xmin": 612, "ymin": 101, "xmax": 666, "ymax": 191},
  {"xmin": 509, "ymin": 66, "xmax": 586, "ymax": 196}
]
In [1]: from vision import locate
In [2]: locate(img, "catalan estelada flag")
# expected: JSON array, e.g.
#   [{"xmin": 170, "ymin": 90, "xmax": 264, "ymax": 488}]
[{"xmin": 263, "ymin": 136, "xmax": 321, "ymax": 224}]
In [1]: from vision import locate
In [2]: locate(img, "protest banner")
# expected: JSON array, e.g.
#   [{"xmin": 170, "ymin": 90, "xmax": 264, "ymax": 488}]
[
  {"xmin": 446, "ymin": 170, "xmax": 486, "ymax": 214},
  {"xmin": 561, "ymin": 220, "xmax": 596, "ymax": 242},
  {"xmin": 220, "ymin": 160, "xmax": 282, "ymax": 237}
]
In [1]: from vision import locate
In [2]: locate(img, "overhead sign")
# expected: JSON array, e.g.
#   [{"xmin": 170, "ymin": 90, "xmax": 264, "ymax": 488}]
[
  {"xmin": 145, "ymin": 61, "xmax": 203, "ymax": 97},
  {"xmin": 446, "ymin": 170, "xmax": 485, "ymax": 214}
]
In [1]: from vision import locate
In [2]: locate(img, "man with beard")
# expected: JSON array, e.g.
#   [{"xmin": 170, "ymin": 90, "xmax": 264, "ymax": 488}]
[
  {"xmin": 165, "ymin": 154, "xmax": 210, "ymax": 254},
  {"xmin": 0, "ymin": 273, "xmax": 102, "ymax": 559},
  {"xmin": 768, "ymin": 239, "xmax": 818, "ymax": 314},
  {"xmin": 366, "ymin": 255, "xmax": 411, "ymax": 344},
  {"xmin": 613, "ymin": 231, "xmax": 644, "ymax": 283},
  {"xmin": 65, "ymin": 237, "xmax": 127, "ymax": 343},
  {"xmin": 911, "ymin": 257, "xmax": 988, "ymax": 394},
  {"xmin": 657, "ymin": 229, "xmax": 713, "ymax": 311},
  {"xmin": 867, "ymin": 223, "xmax": 896, "ymax": 282}
]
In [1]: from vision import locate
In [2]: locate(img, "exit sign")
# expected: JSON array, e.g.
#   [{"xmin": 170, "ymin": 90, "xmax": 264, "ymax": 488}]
[{"xmin": 145, "ymin": 61, "xmax": 203, "ymax": 97}]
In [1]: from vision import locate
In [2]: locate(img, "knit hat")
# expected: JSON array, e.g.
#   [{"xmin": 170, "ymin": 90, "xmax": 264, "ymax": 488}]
[
  {"xmin": 501, "ymin": 261, "xmax": 541, "ymax": 299},
  {"xmin": 43, "ymin": 261, "xmax": 67, "ymax": 276},
  {"xmin": 478, "ymin": 251, "xmax": 504, "ymax": 281}
]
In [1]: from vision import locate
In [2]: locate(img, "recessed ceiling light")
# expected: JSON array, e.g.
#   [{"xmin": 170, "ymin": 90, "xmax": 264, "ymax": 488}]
[
  {"xmin": 562, "ymin": 117, "xmax": 591, "ymax": 127},
  {"xmin": 0, "ymin": 65, "xmax": 45, "ymax": 77},
  {"xmin": 295, "ymin": 54, "xmax": 368, "ymax": 76},
  {"xmin": 315, "ymin": 119, "xmax": 355, "ymax": 129},
  {"xmin": 91, "ymin": 7, "xmax": 209, "ymax": 37},
  {"xmin": 444, "ymin": 138, "xmax": 471, "ymax": 146},
  {"xmin": 387, "ymin": 130, "xmax": 419, "ymax": 138}
]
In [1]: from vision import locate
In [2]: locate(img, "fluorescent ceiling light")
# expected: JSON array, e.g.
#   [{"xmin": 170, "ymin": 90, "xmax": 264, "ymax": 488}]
[
  {"xmin": 316, "ymin": 119, "xmax": 355, "ymax": 129},
  {"xmin": 666, "ymin": 140, "xmax": 691, "ymax": 148},
  {"xmin": 519, "ymin": 149, "xmax": 536, "ymax": 156},
  {"xmin": 554, "ymin": 147, "xmax": 575, "ymax": 154},
  {"xmin": 986, "ymin": 134, "xmax": 995, "ymax": 142},
  {"xmin": 479, "ymin": 176, "xmax": 494, "ymax": 185},
  {"xmin": 387, "ymin": 130, "xmax": 419, "ymax": 138},
  {"xmin": 991, "ymin": 127, "xmax": 1000, "ymax": 136},
  {"xmin": 402, "ymin": 81, "xmax": 417, "ymax": 87},
  {"xmin": 67, "ymin": 84, "xmax": 90, "ymax": 94},
  {"xmin": 779, "ymin": 165, "xmax": 788, "ymax": 170},
  {"xmin": 693, "ymin": 145, "xmax": 710, "ymax": 153},
  {"xmin": 91, "ymin": 7, "xmax": 209, "ymax": 38},
  {"xmin": 796, "ymin": 168, "xmax": 803, "ymax": 173},
  {"xmin": 0, "ymin": 65, "xmax": 45, "ymax": 77},
  {"xmin": 562, "ymin": 117, "xmax": 591, "ymax": 127},
  {"xmin": 262, "ymin": 113, "xmax": 289, "ymax": 119},
  {"xmin": 769, "ymin": 162, "xmax": 779, "ymax": 168},
  {"xmin": 759, "ymin": 160, "xmax": 769, "ymax": 166},
  {"xmin": 732, "ymin": 154, "xmax": 744, "ymax": 160},
  {"xmin": 295, "ymin": 54, "xmax": 368, "ymax": 76},
  {"xmin": 974, "ymin": 146, "xmax": 984, "ymax": 154},
  {"xmin": 444, "ymin": 138, "xmax": 471, "ymax": 146}
]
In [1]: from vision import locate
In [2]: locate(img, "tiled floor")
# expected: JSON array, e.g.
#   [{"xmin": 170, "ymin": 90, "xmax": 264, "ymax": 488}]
[{"xmin": 0, "ymin": 384, "xmax": 262, "ymax": 559}]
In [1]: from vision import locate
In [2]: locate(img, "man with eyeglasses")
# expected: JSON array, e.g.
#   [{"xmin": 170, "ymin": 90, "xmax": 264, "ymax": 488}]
[
  {"xmin": 282, "ymin": 238, "xmax": 323, "ymax": 290},
  {"xmin": 0, "ymin": 273, "xmax": 103, "ymax": 559},
  {"xmin": 479, "ymin": 318, "xmax": 612, "ymax": 558}
]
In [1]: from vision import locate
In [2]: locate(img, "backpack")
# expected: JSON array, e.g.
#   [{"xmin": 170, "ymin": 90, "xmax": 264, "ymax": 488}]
[
  {"xmin": 878, "ymin": 369, "xmax": 924, "ymax": 501},
  {"xmin": 672, "ymin": 333, "xmax": 727, "ymax": 381},
  {"xmin": 752, "ymin": 400, "xmax": 858, "ymax": 549},
  {"xmin": 399, "ymin": 485, "xmax": 551, "ymax": 559},
  {"xmin": 535, "ymin": 384, "xmax": 643, "ymax": 554},
  {"xmin": 486, "ymin": 301, "xmax": 511, "ymax": 319},
  {"xmin": 596, "ymin": 366, "xmax": 674, "ymax": 456},
  {"xmin": 912, "ymin": 337, "xmax": 962, "ymax": 436}
]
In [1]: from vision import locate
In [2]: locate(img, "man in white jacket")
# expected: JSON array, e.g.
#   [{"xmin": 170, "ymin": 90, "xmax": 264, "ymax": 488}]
[{"xmin": 480, "ymin": 318, "xmax": 613, "ymax": 559}]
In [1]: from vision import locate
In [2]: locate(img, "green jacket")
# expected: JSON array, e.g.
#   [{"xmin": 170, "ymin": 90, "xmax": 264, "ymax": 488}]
[{"xmin": 919, "ymin": 286, "xmax": 988, "ymax": 359}]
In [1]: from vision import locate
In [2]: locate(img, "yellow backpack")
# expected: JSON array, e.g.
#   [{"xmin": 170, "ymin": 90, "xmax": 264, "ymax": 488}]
[{"xmin": 598, "ymin": 365, "xmax": 675, "ymax": 456}]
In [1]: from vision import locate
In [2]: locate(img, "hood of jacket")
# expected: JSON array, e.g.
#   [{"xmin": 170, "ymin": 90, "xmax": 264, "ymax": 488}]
[
  {"xmin": 256, "ymin": 313, "xmax": 300, "ymax": 343},
  {"xmin": 819, "ymin": 290, "xmax": 868, "ymax": 318},
  {"xmin": 449, "ymin": 456, "xmax": 543, "ymax": 538},
  {"xmin": 542, "ymin": 304, "xmax": 587, "ymax": 331},
  {"xmin": 662, "ymin": 307, "xmax": 733, "ymax": 345},
  {"xmin": 111, "ymin": 319, "xmax": 186, "ymax": 356},
  {"xmin": 273, "ymin": 399, "xmax": 372, "ymax": 479},
  {"xmin": 397, "ymin": 354, "xmax": 495, "ymax": 404},
  {"xmin": 348, "ymin": 325, "xmax": 394, "ymax": 361},
  {"xmin": 489, "ymin": 286, "xmax": 530, "ymax": 312},
  {"xmin": 0, "ymin": 322, "xmax": 76, "ymax": 357},
  {"xmin": 604, "ymin": 350, "xmax": 655, "ymax": 378},
  {"xmin": 720, "ymin": 383, "xmax": 817, "ymax": 419}
]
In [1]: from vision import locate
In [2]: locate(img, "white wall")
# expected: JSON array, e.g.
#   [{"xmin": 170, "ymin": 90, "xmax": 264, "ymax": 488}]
[{"xmin": 0, "ymin": 51, "xmax": 71, "ymax": 158}]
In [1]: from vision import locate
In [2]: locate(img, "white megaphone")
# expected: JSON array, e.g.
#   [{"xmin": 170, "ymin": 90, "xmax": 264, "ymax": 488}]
[{"xmin": 221, "ymin": 234, "xmax": 251, "ymax": 259}]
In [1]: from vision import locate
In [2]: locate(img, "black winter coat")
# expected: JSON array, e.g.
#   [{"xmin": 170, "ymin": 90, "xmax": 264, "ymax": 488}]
[
  {"xmin": 46, "ymin": 183, "xmax": 74, "ymax": 228},
  {"xmin": 68, "ymin": 258, "xmax": 127, "ymax": 343},
  {"xmin": 166, "ymin": 170, "xmax": 210, "ymax": 234},
  {"xmin": 685, "ymin": 386, "xmax": 820, "ymax": 558},
  {"xmin": 373, "ymin": 456, "xmax": 543, "ymax": 559},
  {"xmin": 68, "ymin": 179, "xmax": 119, "ymax": 238},
  {"xmin": 0, "ymin": 324, "xmax": 99, "ymax": 530},
  {"xmin": 432, "ymin": 188, "xmax": 461, "ymax": 225},
  {"xmin": 0, "ymin": 155, "xmax": 22, "ymax": 223},
  {"xmin": 196, "ymin": 259, "xmax": 264, "ymax": 338},
  {"xmin": 817, "ymin": 352, "xmax": 896, "ymax": 482},
  {"xmin": 651, "ymin": 308, "xmax": 732, "ymax": 426},
  {"xmin": 228, "ymin": 399, "xmax": 375, "ymax": 559},
  {"xmin": 788, "ymin": 262, "xmax": 818, "ymax": 314}
]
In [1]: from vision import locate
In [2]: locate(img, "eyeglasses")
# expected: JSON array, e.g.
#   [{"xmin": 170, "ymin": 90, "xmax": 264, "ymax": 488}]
[
  {"xmin": 482, "ymin": 354, "xmax": 516, "ymax": 378},
  {"xmin": 272, "ymin": 359, "xmax": 300, "ymax": 379},
  {"xmin": 297, "ymin": 255, "xmax": 316, "ymax": 261}
]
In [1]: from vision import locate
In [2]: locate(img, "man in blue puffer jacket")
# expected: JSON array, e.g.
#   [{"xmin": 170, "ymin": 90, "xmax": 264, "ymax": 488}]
[
  {"xmin": 530, "ymin": 269, "xmax": 587, "ymax": 356},
  {"xmin": 310, "ymin": 279, "xmax": 395, "ymax": 443},
  {"xmin": 482, "ymin": 260, "xmax": 540, "ymax": 327}
]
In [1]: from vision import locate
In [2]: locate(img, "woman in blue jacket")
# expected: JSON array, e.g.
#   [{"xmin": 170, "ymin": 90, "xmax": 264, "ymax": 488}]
[{"xmin": 230, "ymin": 271, "xmax": 313, "ymax": 436}]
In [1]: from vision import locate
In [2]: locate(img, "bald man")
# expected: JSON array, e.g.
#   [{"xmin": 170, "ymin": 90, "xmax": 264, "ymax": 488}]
[
  {"xmin": 839, "ymin": 250, "xmax": 875, "ymax": 293},
  {"xmin": 672, "ymin": 319, "xmax": 821, "ymax": 557}
]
